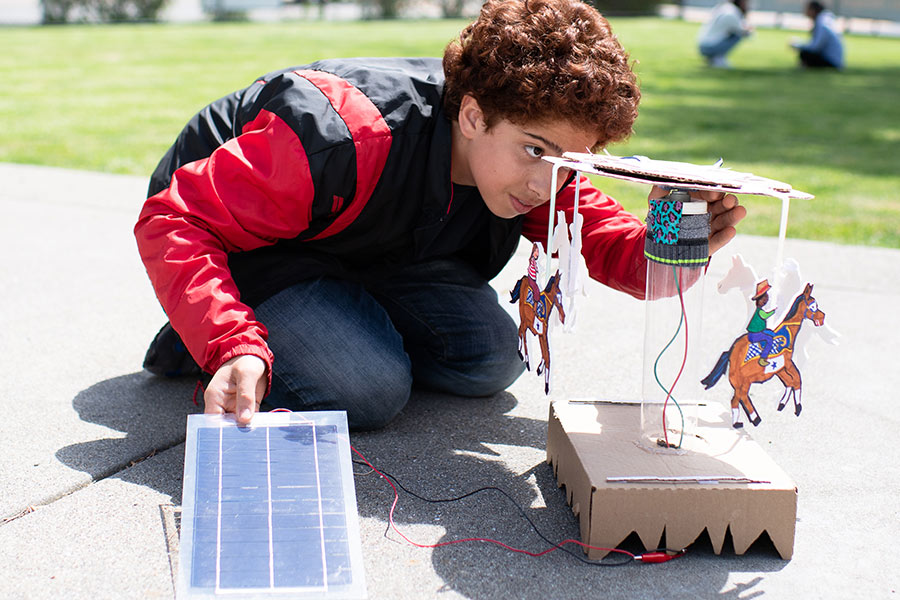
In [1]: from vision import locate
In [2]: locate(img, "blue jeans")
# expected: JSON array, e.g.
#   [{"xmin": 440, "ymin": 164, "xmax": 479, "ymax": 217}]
[
  {"xmin": 254, "ymin": 258, "xmax": 525, "ymax": 430},
  {"xmin": 747, "ymin": 330, "xmax": 775, "ymax": 360},
  {"xmin": 700, "ymin": 33, "xmax": 742, "ymax": 60},
  {"xmin": 799, "ymin": 49, "xmax": 839, "ymax": 68}
]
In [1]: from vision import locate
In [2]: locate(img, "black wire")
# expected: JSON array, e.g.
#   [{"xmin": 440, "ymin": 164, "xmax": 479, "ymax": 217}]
[{"xmin": 353, "ymin": 459, "xmax": 634, "ymax": 567}]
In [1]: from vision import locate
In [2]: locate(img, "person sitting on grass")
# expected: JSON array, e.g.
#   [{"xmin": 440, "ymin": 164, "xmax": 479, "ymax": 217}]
[
  {"xmin": 135, "ymin": 0, "xmax": 747, "ymax": 430},
  {"xmin": 790, "ymin": 1, "xmax": 845, "ymax": 69},
  {"xmin": 697, "ymin": 0, "xmax": 754, "ymax": 68}
]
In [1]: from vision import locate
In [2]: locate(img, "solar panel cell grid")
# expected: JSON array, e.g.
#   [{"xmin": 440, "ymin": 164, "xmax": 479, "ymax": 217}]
[{"xmin": 179, "ymin": 412, "xmax": 365, "ymax": 599}]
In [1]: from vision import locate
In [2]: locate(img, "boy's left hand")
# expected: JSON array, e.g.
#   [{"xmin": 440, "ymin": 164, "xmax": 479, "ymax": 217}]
[{"xmin": 649, "ymin": 187, "xmax": 747, "ymax": 257}]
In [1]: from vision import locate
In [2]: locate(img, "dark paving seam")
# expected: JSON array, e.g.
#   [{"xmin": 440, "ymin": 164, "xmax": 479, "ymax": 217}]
[{"xmin": 0, "ymin": 437, "xmax": 186, "ymax": 526}]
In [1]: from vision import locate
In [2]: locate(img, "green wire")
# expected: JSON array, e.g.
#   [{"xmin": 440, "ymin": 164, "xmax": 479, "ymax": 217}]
[{"xmin": 652, "ymin": 265, "xmax": 686, "ymax": 448}]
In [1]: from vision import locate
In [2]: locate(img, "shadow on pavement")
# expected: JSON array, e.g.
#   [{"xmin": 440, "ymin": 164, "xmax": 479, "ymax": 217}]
[
  {"xmin": 351, "ymin": 390, "xmax": 788, "ymax": 599},
  {"xmin": 56, "ymin": 371, "xmax": 200, "ymax": 502},
  {"xmin": 58, "ymin": 373, "xmax": 790, "ymax": 598}
]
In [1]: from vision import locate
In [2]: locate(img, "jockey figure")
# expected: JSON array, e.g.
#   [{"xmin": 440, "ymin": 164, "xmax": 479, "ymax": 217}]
[
  {"xmin": 747, "ymin": 279, "xmax": 777, "ymax": 367},
  {"xmin": 526, "ymin": 242, "xmax": 542, "ymax": 303}
]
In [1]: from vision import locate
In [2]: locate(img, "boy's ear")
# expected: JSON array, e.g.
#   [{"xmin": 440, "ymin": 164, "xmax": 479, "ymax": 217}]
[{"xmin": 457, "ymin": 94, "xmax": 485, "ymax": 140}]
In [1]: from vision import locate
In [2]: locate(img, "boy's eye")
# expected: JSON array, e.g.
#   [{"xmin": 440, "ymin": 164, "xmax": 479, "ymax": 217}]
[{"xmin": 525, "ymin": 145, "xmax": 544, "ymax": 158}]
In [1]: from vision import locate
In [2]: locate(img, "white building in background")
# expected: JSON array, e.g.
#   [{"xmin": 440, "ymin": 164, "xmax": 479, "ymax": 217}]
[
  {"xmin": 2, "ymin": 0, "xmax": 42, "ymax": 23},
  {"xmin": 3, "ymin": 0, "xmax": 897, "ymax": 34},
  {"xmin": 0, "ymin": 0, "xmax": 371, "ymax": 24}
]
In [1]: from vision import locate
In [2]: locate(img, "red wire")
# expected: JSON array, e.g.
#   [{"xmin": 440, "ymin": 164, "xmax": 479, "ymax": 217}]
[
  {"xmin": 350, "ymin": 445, "xmax": 636, "ymax": 561},
  {"xmin": 191, "ymin": 380, "xmax": 204, "ymax": 407},
  {"xmin": 662, "ymin": 268, "xmax": 690, "ymax": 448},
  {"xmin": 263, "ymin": 413, "xmax": 681, "ymax": 563}
]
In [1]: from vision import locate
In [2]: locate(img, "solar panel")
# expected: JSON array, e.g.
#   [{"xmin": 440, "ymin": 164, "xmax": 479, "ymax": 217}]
[{"xmin": 178, "ymin": 411, "xmax": 367, "ymax": 599}]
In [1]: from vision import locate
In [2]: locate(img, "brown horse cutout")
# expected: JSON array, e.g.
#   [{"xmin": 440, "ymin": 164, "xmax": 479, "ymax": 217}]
[
  {"xmin": 509, "ymin": 272, "xmax": 566, "ymax": 394},
  {"xmin": 701, "ymin": 283, "xmax": 826, "ymax": 428}
]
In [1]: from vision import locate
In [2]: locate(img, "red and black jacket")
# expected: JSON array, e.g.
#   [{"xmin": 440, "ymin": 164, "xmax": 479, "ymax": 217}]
[{"xmin": 135, "ymin": 58, "xmax": 647, "ymax": 380}]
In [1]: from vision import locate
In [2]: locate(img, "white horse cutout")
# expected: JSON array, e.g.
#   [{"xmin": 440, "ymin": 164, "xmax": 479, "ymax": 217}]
[
  {"xmin": 550, "ymin": 210, "xmax": 588, "ymax": 332},
  {"xmin": 717, "ymin": 254, "xmax": 840, "ymax": 369}
]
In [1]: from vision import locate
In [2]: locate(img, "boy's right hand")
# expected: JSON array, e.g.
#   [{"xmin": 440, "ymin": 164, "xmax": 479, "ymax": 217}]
[{"xmin": 204, "ymin": 355, "xmax": 268, "ymax": 425}]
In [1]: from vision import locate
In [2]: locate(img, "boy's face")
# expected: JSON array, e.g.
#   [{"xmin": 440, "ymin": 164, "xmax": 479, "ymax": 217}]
[{"xmin": 455, "ymin": 96, "xmax": 599, "ymax": 219}]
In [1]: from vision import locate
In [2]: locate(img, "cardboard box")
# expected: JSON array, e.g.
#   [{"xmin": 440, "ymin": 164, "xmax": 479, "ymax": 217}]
[{"xmin": 546, "ymin": 400, "xmax": 797, "ymax": 559}]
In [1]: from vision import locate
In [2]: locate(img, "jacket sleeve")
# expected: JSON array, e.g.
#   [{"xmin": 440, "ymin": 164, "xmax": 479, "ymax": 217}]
[
  {"xmin": 134, "ymin": 109, "xmax": 316, "ymax": 383},
  {"xmin": 521, "ymin": 175, "xmax": 647, "ymax": 300},
  {"xmin": 721, "ymin": 12, "xmax": 743, "ymax": 35}
]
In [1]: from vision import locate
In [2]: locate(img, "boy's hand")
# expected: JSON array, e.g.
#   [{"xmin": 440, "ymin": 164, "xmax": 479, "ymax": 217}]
[
  {"xmin": 648, "ymin": 187, "xmax": 747, "ymax": 256},
  {"xmin": 205, "ymin": 355, "xmax": 268, "ymax": 425},
  {"xmin": 706, "ymin": 191, "xmax": 746, "ymax": 255}
]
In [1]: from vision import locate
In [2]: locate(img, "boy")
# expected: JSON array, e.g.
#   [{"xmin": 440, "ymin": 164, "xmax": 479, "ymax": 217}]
[{"xmin": 135, "ymin": 0, "xmax": 745, "ymax": 429}]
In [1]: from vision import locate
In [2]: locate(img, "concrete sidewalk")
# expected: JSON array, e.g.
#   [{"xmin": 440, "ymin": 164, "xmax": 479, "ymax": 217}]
[{"xmin": 1, "ymin": 162, "xmax": 898, "ymax": 599}]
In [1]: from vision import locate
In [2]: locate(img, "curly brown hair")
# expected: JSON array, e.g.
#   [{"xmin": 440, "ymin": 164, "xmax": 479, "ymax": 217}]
[{"xmin": 443, "ymin": 0, "xmax": 640, "ymax": 149}]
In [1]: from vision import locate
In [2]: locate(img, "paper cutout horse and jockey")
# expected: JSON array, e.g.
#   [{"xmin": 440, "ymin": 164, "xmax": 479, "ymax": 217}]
[
  {"xmin": 716, "ymin": 254, "xmax": 840, "ymax": 368},
  {"xmin": 702, "ymin": 281, "xmax": 827, "ymax": 428},
  {"xmin": 510, "ymin": 242, "xmax": 566, "ymax": 395}
]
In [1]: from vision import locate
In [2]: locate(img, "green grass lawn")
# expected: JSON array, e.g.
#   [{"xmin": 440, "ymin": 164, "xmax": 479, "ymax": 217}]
[{"xmin": 1, "ymin": 18, "xmax": 898, "ymax": 246}]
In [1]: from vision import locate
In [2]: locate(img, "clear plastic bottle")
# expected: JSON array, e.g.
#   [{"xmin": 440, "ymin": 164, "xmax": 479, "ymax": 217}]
[{"xmin": 640, "ymin": 190, "xmax": 709, "ymax": 452}]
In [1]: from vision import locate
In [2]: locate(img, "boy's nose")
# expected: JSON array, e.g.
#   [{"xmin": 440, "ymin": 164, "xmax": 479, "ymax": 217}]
[{"xmin": 527, "ymin": 168, "xmax": 553, "ymax": 203}]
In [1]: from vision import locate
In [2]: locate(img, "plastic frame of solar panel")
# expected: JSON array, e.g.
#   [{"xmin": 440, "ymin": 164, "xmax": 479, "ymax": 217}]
[{"xmin": 178, "ymin": 411, "xmax": 366, "ymax": 599}]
